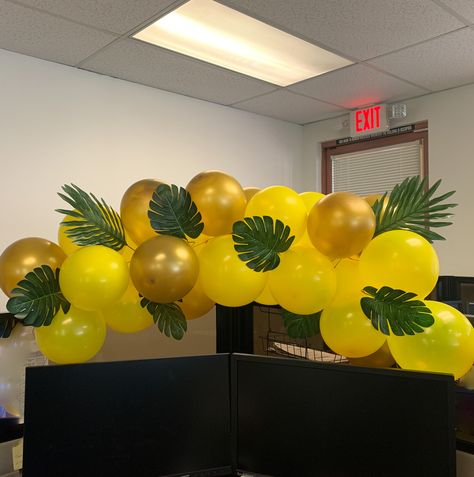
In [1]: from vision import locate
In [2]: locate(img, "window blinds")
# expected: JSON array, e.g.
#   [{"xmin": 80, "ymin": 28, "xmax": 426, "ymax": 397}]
[{"xmin": 331, "ymin": 140, "xmax": 421, "ymax": 196}]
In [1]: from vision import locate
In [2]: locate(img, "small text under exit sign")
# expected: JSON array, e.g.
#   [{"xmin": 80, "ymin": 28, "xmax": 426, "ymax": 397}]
[{"xmin": 350, "ymin": 104, "xmax": 388, "ymax": 137}]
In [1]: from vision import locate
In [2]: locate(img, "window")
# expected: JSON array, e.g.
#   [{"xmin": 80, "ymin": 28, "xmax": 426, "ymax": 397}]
[{"xmin": 321, "ymin": 121, "xmax": 428, "ymax": 195}]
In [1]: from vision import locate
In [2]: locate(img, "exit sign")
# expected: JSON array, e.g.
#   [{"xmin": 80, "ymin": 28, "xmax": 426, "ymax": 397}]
[{"xmin": 350, "ymin": 104, "xmax": 388, "ymax": 137}]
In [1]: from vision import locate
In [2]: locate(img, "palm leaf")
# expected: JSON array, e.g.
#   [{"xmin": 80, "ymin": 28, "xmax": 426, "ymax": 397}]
[
  {"xmin": 232, "ymin": 216, "xmax": 295, "ymax": 272},
  {"xmin": 56, "ymin": 184, "xmax": 127, "ymax": 250},
  {"xmin": 282, "ymin": 309, "xmax": 321, "ymax": 339},
  {"xmin": 6, "ymin": 266, "xmax": 70, "ymax": 327},
  {"xmin": 148, "ymin": 184, "xmax": 204, "ymax": 239},
  {"xmin": 0, "ymin": 314, "xmax": 18, "ymax": 338},
  {"xmin": 373, "ymin": 176, "xmax": 456, "ymax": 242},
  {"xmin": 360, "ymin": 286, "xmax": 434, "ymax": 337},
  {"xmin": 140, "ymin": 297, "xmax": 187, "ymax": 340}
]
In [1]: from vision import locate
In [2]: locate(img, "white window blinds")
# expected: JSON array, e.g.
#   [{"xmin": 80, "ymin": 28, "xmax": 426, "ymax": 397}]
[{"xmin": 331, "ymin": 140, "xmax": 422, "ymax": 196}]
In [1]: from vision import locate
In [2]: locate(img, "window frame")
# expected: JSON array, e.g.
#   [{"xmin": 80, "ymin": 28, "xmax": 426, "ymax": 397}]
[{"xmin": 321, "ymin": 121, "xmax": 428, "ymax": 194}]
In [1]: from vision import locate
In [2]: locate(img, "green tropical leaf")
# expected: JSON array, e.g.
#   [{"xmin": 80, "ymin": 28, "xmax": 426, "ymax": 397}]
[
  {"xmin": 148, "ymin": 184, "xmax": 204, "ymax": 239},
  {"xmin": 56, "ymin": 184, "xmax": 127, "ymax": 251},
  {"xmin": 360, "ymin": 286, "xmax": 434, "ymax": 337},
  {"xmin": 140, "ymin": 297, "xmax": 187, "ymax": 340},
  {"xmin": 373, "ymin": 175, "xmax": 456, "ymax": 242},
  {"xmin": 232, "ymin": 216, "xmax": 295, "ymax": 272},
  {"xmin": 0, "ymin": 314, "xmax": 18, "ymax": 338},
  {"xmin": 282, "ymin": 309, "xmax": 321, "ymax": 339},
  {"xmin": 6, "ymin": 266, "xmax": 70, "ymax": 327}
]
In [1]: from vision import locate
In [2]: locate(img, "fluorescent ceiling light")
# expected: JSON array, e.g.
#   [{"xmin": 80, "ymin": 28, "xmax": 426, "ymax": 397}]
[{"xmin": 133, "ymin": 0, "xmax": 352, "ymax": 86}]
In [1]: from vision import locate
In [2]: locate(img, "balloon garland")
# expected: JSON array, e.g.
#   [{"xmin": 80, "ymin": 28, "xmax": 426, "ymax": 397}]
[{"xmin": 0, "ymin": 171, "xmax": 473, "ymax": 386}]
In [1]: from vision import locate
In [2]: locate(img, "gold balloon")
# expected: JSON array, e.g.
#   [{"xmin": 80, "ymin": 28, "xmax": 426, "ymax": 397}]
[
  {"xmin": 307, "ymin": 192, "xmax": 375, "ymax": 258},
  {"xmin": 120, "ymin": 179, "xmax": 163, "ymax": 246},
  {"xmin": 363, "ymin": 194, "xmax": 388, "ymax": 217},
  {"xmin": 243, "ymin": 187, "xmax": 261, "ymax": 202},
  {"xmin": 349, "ymin": 342, "xmax": 395, "ymax": 368},
  {"xmin": 178, "ymin": 278, "xmax": 215, "ymax": 320},
  {"xmin": 0, "ymin": 237, "xmax": 66, "ymax": 297},
  {"xmin": 186, "ymin": 171, "xmax": 246, "ymax": 236},
  {"xmin": 130, "ymin": 235, "xmax": 199, "ymax": 303}
]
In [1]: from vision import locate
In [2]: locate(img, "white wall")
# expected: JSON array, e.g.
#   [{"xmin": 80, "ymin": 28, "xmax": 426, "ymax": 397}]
[
  {"xmin": 303, "ymin": 83, "xmax": 474, "ymax": 276},
  {"xmin": 0, "ymin": 49, "xmax": 303, "ymax": 359}
]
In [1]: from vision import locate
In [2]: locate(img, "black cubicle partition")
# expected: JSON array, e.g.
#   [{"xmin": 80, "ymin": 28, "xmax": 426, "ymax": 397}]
[
  {"xmin": 231, "ymin": 354, "xmax": 456, "ymax": 477},
  {"xmin": 23, "ymin": 354, "xmax": 456, "ymax": 477},
  {"xmin": 23, "ymin": 355, "xmax": 232, "ymax": 477}
]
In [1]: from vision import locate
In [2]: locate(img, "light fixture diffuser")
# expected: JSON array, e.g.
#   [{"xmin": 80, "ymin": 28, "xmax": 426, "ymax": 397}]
[{"xmin": 133, "ymin": 0, "xmax": 352, "ymax": 86}]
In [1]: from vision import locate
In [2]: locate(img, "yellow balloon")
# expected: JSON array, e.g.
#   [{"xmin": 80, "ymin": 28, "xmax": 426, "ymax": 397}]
[
  {"xmin": 119, "ymin": 235, "xmax": 137, "ymax": 264},
  {"xmin": 255, "ymin": 279, "xmax": 278, "ymax": 306},
  {"xmin": 268, "ymin": 246, "xmax": 336, "ymax": 315},
  {"xmin": 349, "ymin": 342, "xmax": 395, "ymax": 368},
  {"xmin": 187, "ymin": 233, "xmax": 211, "ymax": 255},
  {"xmin": 130, "ymin": 235, "xmax": 199, "ymax": 303},
  {"xmin": 178, "ymin": 278, "xmax": 215, "ymax": 320},
  {"xmin": 60, "ymin": 246, "xmax": 129, "ymax": 311},
  {"xmin": 246, "ymin": 186, "xmax": 307, "ymax": 242},
  {"xmin": 388, "ymin": 301, "xmax": 474, "ymax": 379},
  {"xmin": 299, "ymin": 191, "xmax": 325, "ymax": 246},
  {"xmin": 359, "ymin": 230, "xmax": 439, "ymax": 298},
  {"xmin": 199, "ymin": 235, "xmax": 266, "ymax": 307},
  {"xmin": 58, "ymin": 221, "xmax": 81, "ymax": 255},
  {"xmin": 299, "ymin": 191, "xmax": 325, "ymax": 210},
  {"xmin": 333, "ymin": 258, "xmax": 362, "ymax": 303},
  {"xmin": 307, "ymin": 192, "xmax": 375, "ymax": 258},
  {"xmin": 0, "ymin": 237, "xmax": 66, "ymax": 297},
  {"xmin": 120, "ymin": 179, "xmax": 163, "ymax": 246},
  {"xmin": 243, "ymin": 187, "xmax": 261, "ymax": 202},
  {"xmin": 35, "ymin": 307, "xmax": 106, "ymax": 364},
  {"xmin": 186, "ymin": 171, "xmax": 246, "ymax": 236},
  {"xmin": 101, "ymin": 281, "xmax": 154, "ymax": 333},
  {"xmin": 320, "ymin": 298, "xmax": 386, "ymax": 358}
]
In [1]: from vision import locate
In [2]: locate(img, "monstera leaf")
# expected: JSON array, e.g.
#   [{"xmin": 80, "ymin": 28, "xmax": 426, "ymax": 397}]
[
  {"xmin": 360, "ymin": 286, "xmax": 434, "ymax": 336},
  {"xmin": 0, "ymin": 314, "xmax": 18, "ymax": 338},
  {"xmin": 282, "ymin": 309, "xmax": 321, "ymax": 339},
  {"xmin": 232, "ymin": 216, "xmax": 295, "ymax": 272},
  {"xmin": 148, "ymin": 184, "xmax": 204, "ymax": 239},
  {"xmin": 373, "ymin": 176, "xmax": 456, "ymax": 242},
  {"xmin": 140, "ymin": 297, "xmax": 187, "ymax": 340},
  {"xmin": 6, "ymin": 265, "xmax": 70, "ymax": 327},
  {"xmin": 57, "ymin": 184, "xmax": 127, "ymax": 251}
]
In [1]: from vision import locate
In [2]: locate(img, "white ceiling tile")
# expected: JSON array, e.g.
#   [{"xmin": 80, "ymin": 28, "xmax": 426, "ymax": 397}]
[
  {"xmin": 81, "ymin": 39, "xmax": 277, "ymax": 105},
  {"xmin": 12, "ymin": 0, "xmax": 181, "ymax": 34},
  {"xmin": 0, "ymin": 1, "xmax": 116, "ymax": 66},
  {"xmin": 369, "ymin": 28, "xmax": 474, "ymax": 91},
  {"xmin": 289, "ymin": 64, "xmax": 429, "ymax": 109},
  {"xmin": 436, "ymin": 0, "xmax": 474, "ymax": 23},
  {"xmin": 232, "ymin": 90, "xmax": 347, "ymax": 125},
  {"xmin": 219, "ymin": 0, "xmax": 463, "ymax": 60}
]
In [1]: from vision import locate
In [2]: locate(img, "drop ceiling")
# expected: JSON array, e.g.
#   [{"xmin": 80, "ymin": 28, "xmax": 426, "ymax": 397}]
[{"xmin": 1, "ymin": 0, "xmax": 474, "ymax": 125}]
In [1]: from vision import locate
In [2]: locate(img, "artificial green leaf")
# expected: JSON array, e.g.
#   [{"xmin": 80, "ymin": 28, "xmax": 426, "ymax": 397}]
[
  {"xmin": 6, "ymin": 266, "xmax": 70, "ymax": 327},
  {"xmin": 282, "ymin": 309, "xmax": 321, "ymax": 339},
  {"xmin": 0, "ymin": 314, "xmax": 17, "ymax": 338},
  {"xmin": 57, "ymin": 184, "xmax": 127, "ymax": 250},
  {"xmin": 360, "ymin": 286, "xmax": 434, "ymax": 337},
  {"xmin": 373, "ymin": 176, "xmax": 456, "ymax": 242},
  {"xmin": 148, "ymin": 184, "xmax": 204, "ymax": 239},
  {"xmin": 232, "ymin": 216, "xmax": 295, "ymax": 272},
  {"xmin": 140, "ymin": 297, "xmax": 187, "ymax": 340}
]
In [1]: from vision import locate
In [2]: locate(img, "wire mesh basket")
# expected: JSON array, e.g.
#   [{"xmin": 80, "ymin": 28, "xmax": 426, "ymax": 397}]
[{"xmin": 254, "ymin": 305, "xmax": 349, "ymax": 364}]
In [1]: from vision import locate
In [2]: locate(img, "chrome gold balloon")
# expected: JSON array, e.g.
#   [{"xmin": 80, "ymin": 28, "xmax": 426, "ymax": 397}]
[
  {"xmin": 186, "ymin": 171, "xmax": 246, "ymax": 236},
  {"xmin": 130, "ymin": 235, "xmax": 199, "ymax": 303},
  {"xmin": 120, "ymin": 179, "xmax": 163, "ymax": 246},
  {"xmin": 307, "ymin": 192, "xmax": 375, "ymax": 258},
  {"xmin": 0, "ymin": 237, "xmax": 66, "ymax": 297},
  {"xmin": 243, "ymin": 187, "xmax": 261, "ymax": 202}
]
